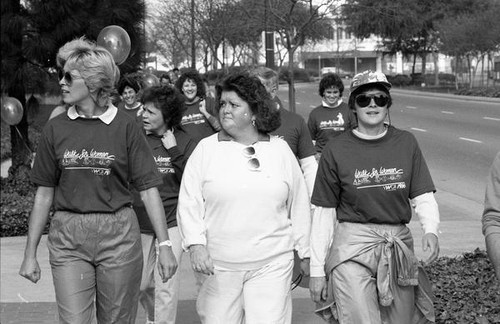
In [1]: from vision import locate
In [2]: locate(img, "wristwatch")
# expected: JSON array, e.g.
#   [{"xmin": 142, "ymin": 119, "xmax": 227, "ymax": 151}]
[{"xmin": 158, "ymin": 240, "xmax": 173, "ymax": 248}]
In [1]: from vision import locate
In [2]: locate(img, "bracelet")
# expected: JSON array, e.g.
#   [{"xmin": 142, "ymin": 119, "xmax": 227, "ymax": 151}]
[{"xmin": 158, "ymin": 240, "xmax": 173, "ymax": 247}]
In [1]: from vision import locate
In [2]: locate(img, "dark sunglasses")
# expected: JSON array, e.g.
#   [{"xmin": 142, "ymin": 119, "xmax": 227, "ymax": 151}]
[
  {"xmin": 355, "ymin": 94, "xmax": 389, "ymax": 108},
  {"xmin": 242, "ymin": 146, "xmax": 261, "ymax": 172},
  {"xmin": 58, "ymin": 70, "xmax": 82, "ymax": 85}
]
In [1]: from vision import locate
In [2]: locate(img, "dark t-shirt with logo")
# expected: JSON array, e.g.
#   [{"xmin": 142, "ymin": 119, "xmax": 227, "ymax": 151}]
[
  {"xmin": 133, "ymin": 128, "xmax": 197, "ymax": 233},
  {"xmin": 312, "ymin": 126, "xmax": 435, "ymax": 224},
  {"xmin": 181, "ymin": 97, "xmax": 218, "ymax": 143},
  {"xmin": 307, "ymin": 102, "xmax": 356, "ymax": 153},
  {"xmin": 31, "ymin": 109, "xmax": 162, "ymax": 213}
]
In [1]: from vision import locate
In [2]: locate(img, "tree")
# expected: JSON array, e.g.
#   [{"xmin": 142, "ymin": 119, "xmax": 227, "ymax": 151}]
[
  {"xmin": 1, "ymin": 0, "xmax": 146, "ymax": 180},
  {"xmin": 437, "ymin": 0, "xmax": 500, "ymax": 88},
  {"xmin": 242, "ymin": 0, "xmax": 338, "ymax": 113},
  {"xmin": 342, "ymin": 0, "xmax": 443, "ymax": 79}
]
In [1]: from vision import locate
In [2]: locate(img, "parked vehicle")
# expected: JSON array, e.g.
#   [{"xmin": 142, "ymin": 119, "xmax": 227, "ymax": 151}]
[{"xmin": 320, "ymin": 67, "xmax": 352, "ymax": 79}]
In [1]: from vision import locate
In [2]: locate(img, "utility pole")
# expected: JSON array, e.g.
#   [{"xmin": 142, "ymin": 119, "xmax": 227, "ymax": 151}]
[
  {"xmin": 191, "ymin": 0, "xmax": 196, "ymax": 69},
  {"xmin": 264, "ymin": 0, "xmax": 274, "ymax": 68}
]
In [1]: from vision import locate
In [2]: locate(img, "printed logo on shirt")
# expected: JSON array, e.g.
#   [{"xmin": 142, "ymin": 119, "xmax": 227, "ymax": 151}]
[
  {"xmin": 155, "ymin": 155, "xmax": 175, "ymax": 174},
  {"xmin": 353, "ymin": 167, "xmax": 406, "ymax": 191},
  {"xmin": 181, "ymin": 113, "xmax": 206, "ymax": 125},
  {"xmin": 62, "ymin": 149, "xmax": 115, "ymax": 176},
  {"xmin": 319, "ymin": 112, "xmax": 345, "ymax": 131}
]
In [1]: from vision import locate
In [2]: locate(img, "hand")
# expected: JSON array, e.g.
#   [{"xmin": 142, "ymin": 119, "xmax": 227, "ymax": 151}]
[
  {"xmin": 19, "ymin": 256, "xmax": 41, "ymax": 283},
  {"xmin": 157, "ymin": 246, "xmax": 178, "ymax": 283},
  {"xmin": 161, "ymin": 130, "xmax": 177, "ymax": 150},
  {"xmin": 198, "ymin": 99, "xmax": 207, "ymax": 115},
  {"xmin": 189, "ymin": 244, "xmax": 214, "ymax": 275},
  {"xmin": 300, "ymin": 258, "xmax": 310, "ymax": 277},
  {"xmin": 422, "ymin": 232, "xmax": 439, "ymax": 264},
  {"xmin": 309, "ymin": 276, "xmax": 328, "ymax": 303}
]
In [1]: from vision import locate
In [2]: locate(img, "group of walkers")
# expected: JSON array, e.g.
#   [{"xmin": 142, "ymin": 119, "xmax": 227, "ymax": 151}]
[{"xmin": 16, "ymin": 36, "xmax": 499, "ymax": 324}]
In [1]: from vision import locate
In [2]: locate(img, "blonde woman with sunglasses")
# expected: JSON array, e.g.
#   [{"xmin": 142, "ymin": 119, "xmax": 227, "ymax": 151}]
[
  {"xmin": 19, "ymin": 37, "xmax": 177, "ymax": 323},
  {"xmin": 309, "ymin": 70, "xmax": 440, "ymax": 324},
  {"xmin": 177, "ymin": 72, "xmax": 311, "ymax": 324}
]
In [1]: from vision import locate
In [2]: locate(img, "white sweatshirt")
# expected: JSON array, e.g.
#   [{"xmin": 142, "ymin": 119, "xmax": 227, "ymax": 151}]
[{"xmin": 177, "ymin": 133, "xmax": 311, "ymax": 270}]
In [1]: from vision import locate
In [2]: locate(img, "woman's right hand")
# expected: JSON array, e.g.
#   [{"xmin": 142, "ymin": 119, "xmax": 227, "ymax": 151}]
[
  {"xmin": 19, "ymin": 256, "xmax": 41, "ymax": 283},
  {"xmin": 309, "ymin": 276, "xmax": 328, "ymax": 303},
  {"xmin": 189, "ymin": 244, "xmax": 214, "ymax": 275}
]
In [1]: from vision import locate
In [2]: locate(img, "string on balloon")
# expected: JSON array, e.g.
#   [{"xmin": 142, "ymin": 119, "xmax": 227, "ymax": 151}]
[{"xmin": 13, "ymin": 125, "xmax": 34, "ymax": 155}]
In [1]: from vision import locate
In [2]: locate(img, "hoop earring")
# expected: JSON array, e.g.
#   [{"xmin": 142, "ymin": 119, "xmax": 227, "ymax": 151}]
[{"xmin": 252, "ymin": 119, "xmax": 256, "ymax": 127}]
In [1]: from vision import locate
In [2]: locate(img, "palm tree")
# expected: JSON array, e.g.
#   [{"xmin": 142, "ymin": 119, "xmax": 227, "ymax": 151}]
[{"xmin": 1, "ymin": 0, "xmax": 146, "ymax": 180}]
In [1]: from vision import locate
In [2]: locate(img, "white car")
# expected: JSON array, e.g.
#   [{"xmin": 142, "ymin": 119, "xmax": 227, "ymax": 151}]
[{"xmin": 321, "ymin": 67, "xmax": 352, "ymax": 79}]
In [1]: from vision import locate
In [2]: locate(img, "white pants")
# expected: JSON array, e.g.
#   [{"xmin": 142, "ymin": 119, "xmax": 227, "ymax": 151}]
[
  {"xmin": 196, "ymin": 258, "xmax": 293, "ymax": 324},
  {"xmin": 139, "ymin": 227, "xmax": 184, "ymax": 324}
]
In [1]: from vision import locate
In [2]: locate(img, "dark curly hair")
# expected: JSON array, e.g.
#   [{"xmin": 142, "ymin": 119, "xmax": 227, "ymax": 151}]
[
  {"xmin": 159, "ymin": 73, "xmax": 171, "ymax": 84},
  {"xmin": 117, "ymin": 75, "xmax": 141, "ymax": 95},
  {"xmin": 318, "ymin": 73, "xmax": 345, "ymax": 97},
  {"xmin": 215, "ymin": 72, "xmax": 281, "ymax": 133},
  {"xmin": 347, "ymin": 84, "xmax": 392, "ymax": 111},
  {"xmin": 141, "ymin": 85, "xmax": 186, "ymax": 129},
  {"xmin": 175, "ymin": 69, "xmax": 206, "ymax": 100}
]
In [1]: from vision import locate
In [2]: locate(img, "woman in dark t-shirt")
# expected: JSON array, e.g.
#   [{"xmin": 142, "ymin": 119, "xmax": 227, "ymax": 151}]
[
  {"xmin": 19, "ymin": 37, "xmax": 177, "ymax": 324},
  {"xmin": 309, "ymin": 70, "xmax": 440, "ymax": 324}
]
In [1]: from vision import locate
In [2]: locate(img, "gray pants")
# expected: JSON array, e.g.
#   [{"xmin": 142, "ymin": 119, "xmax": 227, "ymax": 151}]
[{"xmin": 48, "ymin": 207, "xmax": 143, "ymax": 324}]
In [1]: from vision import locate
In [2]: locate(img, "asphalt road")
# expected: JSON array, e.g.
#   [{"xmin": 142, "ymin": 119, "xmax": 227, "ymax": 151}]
[{"xmin": 278, "ymin": 82, "xmax": 500, "ymax": 256}]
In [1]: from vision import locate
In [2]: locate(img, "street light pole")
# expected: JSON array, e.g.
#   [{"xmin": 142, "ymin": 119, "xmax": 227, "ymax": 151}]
[{"xmin": 191, "ymin": 0, "xmax": 196, "ymax": 69}]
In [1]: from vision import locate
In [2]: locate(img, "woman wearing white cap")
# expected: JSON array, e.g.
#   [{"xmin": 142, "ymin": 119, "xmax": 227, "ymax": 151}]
[{"xmin": 309, "ymin": 70, "xmax": 440, "ymax": 324}]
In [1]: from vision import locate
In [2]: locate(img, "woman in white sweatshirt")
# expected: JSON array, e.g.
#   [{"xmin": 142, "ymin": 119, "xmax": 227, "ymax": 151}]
[{"xmin": 177, "ymin": 72, "xmax": 311, "ymax": 324}]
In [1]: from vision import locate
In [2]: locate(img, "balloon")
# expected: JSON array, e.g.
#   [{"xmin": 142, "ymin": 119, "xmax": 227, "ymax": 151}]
[
  {"xmin": 97, "ymin": 25, "xmax": 131, "ymax": 65},
  {"xmin": 142, "ymin": 74, "xmax": 159, "ymax": 89},
  {"xmin": 1, "ymin": 97, "xmax": 24, "ymax": 126}
]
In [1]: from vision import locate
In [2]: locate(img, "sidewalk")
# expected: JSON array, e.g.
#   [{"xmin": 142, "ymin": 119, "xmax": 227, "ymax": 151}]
[{"xmin": 0, "ymin": 235, "xmax": 323, "ymax": 324}]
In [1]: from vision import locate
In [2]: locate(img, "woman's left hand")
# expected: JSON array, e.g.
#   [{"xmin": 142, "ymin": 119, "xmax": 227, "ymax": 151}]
[
  {"xmin": 162, "ymin": 130, "xmax": 177, "ymax": 149},
  {"xmin": 157, "ymin": 246, "xmax": 178, "ymax": 283},
  {"xmin": 422, "ymin": 232, "xmax": 439, "ymax": 264}
]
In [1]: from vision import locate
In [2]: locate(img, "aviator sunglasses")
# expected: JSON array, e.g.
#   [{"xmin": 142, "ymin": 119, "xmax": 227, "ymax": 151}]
[
  {"xmin": 242, "ymin": 146, "xmax": 261, "ymax": 171},
  {"xmin": 355, "ymin": 93, "xmax": 389, "ymax": 108}
]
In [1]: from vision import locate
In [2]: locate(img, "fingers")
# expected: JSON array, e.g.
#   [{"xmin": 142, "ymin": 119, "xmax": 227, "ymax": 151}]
[
  {"xmin": 309, "ymin": 277, "xmax": 327, "ymax": 303},
  {"xmin": 158, "ymin": 260, "xmax": 178, "ymax": 283},
  {"xmin": 422, "ymin": 233, "xmax": 440, "ymax": 265},
  {"xmin": 19, "ymin": 260, "xmax": 41, "ymax": 283},
  {"xmin": 321, "ymin": 287, "xmax": 328, "ymax": 301},
  {"xmin": 189, "ymin": 246, "xmax": 214, "ymax": 275},
  {"xmin": 425, "ymin": 244, "xmax": 440, "ymax": 264},
  {"xmin": 192, "ymin": 258, "xmax": 214, "ymax": 275}
]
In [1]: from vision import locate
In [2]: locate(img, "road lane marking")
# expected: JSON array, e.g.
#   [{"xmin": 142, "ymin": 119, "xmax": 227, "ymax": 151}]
[
  {"xmin": 441, "ymin": 111, "xmax": 454, "ymax": 114},
  {"xmin": 484, "ymin": 116, "xmax": 500, "ymax": 121},
  {"xmin": 406, "ymin": 106, "xmax": 417, "ymax": 109},
  {"xmin": 459, "ymin": 137, "xmax": 482, "ymax": 143},
  {"xmin": 296, "ymin": 102, "xmax": 302, "ymax": 105},
  {"xmin": 411, "ymin": 128, "xmax": 427, "ymax": 132},
  {"xmin": 310, "ymin": 105, "xmax": 316, "ymax": 108}
]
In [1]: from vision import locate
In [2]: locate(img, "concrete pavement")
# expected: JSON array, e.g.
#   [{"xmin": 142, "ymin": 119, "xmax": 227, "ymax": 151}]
[
  {"xmin": 1, "ymin": 214, "xmax": 486, "ymax": 323},
  {"xmin": 0, "ymin": 235, "xmax": 324, "ymax": 323}
]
